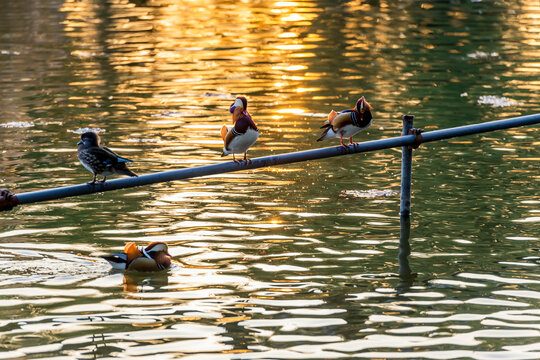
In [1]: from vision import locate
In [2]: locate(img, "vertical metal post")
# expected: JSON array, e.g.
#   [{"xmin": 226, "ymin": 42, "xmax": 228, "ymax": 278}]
[
  {"xmin": 398, "ymin": 115, "xmax": 415, "ymax": 291},
  {"xmin": 400, "ymin": 115, "xmax": 414, "ymax": 217}
]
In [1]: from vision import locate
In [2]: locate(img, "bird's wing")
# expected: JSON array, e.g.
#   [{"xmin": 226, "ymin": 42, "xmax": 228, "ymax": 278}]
[
  {"xmin": 320, "ymin": 111, "xmax": 337, "ymax": 128},
  {"xmin": 224, "ymin": 127, "xmax": 237, "ymax": 150},
  {"xmin": 85, "ymin": 147, "xmax": 120, "ymax": 165},
  {"xmin": 102, "ymin": 146, "xmax": 133, "ymax": 163},
  {"xmin": 124, "ymin": 242, "xmax": 143, "ymax": 264},
  {"xmin": 127, "ymin": 257, "xmax": 161, "ymax": 272},
  {"xmin": 330, "ymin": 111, "xmax": 354, "ymax": 130}
]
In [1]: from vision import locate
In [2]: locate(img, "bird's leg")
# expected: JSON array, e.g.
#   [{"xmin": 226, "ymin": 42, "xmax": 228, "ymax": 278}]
[
  {"xmin": 339, "ymin": 134, "xmax": 348, "ymax": 147},
  {"xmin": 100, "ymin": 176, "xmax": 107, "ymax": 183},
  {"xmin": 349, "ymin": 137, "xmax": 358, "ymax": 147},
  {"xmin": 233, "ymin": 154, "xmax": 241, "ymax": 164},
  {"xmin": 244, "ymin": 152, "xmax": 252, "ymax": 164},
  {"xmin": 88, "ymin": 174, "xmax": 97, "ymax": 185}
]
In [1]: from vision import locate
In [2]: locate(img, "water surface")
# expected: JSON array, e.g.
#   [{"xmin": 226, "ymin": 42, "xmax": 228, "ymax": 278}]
[{"xmin": 1, "ymin": 0, "xmax": 539, "ymax": 359}]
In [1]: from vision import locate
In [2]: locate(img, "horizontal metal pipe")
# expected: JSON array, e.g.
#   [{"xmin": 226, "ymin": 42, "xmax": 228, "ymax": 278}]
[
  {"xmin": 13, "ymin": 113, "xmax": 540, "ymax": 206},
  {"xmin": 420, "ymin": 113, "xmax": 540, "ymax": 143}
]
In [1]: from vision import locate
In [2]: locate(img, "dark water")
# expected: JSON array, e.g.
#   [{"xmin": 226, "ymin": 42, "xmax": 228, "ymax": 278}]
[{"xmin": 1, "ymin": 0, "xmax": 539, "ymax": 358}]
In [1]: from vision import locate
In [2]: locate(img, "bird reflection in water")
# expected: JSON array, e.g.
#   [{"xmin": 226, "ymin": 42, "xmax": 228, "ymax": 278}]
[{"xmin": 123, "ymin": 271, "xmax": 169, "ymax": 293}]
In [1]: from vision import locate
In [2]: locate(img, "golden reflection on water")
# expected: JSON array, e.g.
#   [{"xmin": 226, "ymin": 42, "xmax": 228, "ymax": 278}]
[
  {"xmin": 58, "ymin": 0, "xmax": 325, "ymax": 121},
  {"xmin": 23, "ymin": 0, "xmax": 540, "ymax": 167}
]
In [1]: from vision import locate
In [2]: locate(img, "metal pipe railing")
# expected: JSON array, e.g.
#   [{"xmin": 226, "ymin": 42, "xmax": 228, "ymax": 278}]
[{"xmin": 1, "ymin": 113, "xmax": 539, "ymax": 211}]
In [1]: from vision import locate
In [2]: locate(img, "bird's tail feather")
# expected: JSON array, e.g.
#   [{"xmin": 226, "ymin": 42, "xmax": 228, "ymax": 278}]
[
  {"xmin": 317, "ymin": 127, "xmax": 332, "ymax": 142},
  {"xmin": 120, "ymin": 169, "xmax": 138, "ymax": 177},
  {"xmin": 115, "ymin": 163, "xmax": 137, "ymax": 177},
  {"xmin": 102, "ymin": 254, "xmax": 127, "ymax": 269}
]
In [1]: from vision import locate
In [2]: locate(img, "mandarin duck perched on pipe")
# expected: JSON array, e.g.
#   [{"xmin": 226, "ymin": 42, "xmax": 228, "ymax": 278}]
[
  {"xmin": 102, "ymin": 242, "xmax": 172, "ymax": 272},
  {"xmin": 221, "ymin": 96, "xmax": 259, "ymax": 163},
  {"xmin": 77, "ymin": 132, "xmax": 137, "ymax": 184},
  {"xmin": 317, "ymin": 96, "xmax": 373, "ymax": 147}
]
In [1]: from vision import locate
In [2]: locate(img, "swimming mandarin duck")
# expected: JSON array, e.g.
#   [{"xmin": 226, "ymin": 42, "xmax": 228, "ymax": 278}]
[
  {"xmin": 77, "ymin": 132, "xmax": 137, "ymax": 184},
  {"xmin": 317, "ymin": 96, "xmax": 373, "ymax": 147},
  {"xmin": 221, "ymin": 96, "xmax": 259, "ymax": 163},
  {"xmin": 102, "ymin": 242, "xmax": 172, "ymax": 272}
]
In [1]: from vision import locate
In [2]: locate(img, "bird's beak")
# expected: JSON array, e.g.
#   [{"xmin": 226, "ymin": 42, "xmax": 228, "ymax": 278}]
[{"xmin": 77, "ymin": 140, "xmax": 82, "ymax": 145}]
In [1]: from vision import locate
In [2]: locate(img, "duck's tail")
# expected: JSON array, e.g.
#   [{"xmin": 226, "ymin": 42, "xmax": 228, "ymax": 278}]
[
  {"xmin": 317, "ymin": 126, "xmax": 333, "ymax": 142},
  {"xmin": 115, "ymin": 163, "xmax": 138, "ymax": 177},
  {"xmin": 102, "ymin": 253, "xmax": 127, "ymax": 270}
]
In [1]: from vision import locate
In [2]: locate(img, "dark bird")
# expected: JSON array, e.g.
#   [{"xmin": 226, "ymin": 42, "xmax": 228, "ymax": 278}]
[
  {"xmin": 77, "ymin": 131, "xmax": 137, "ymax": 184},
  {"xmin": 317, "ymin": 96, "xmax": 373, "ymax": 147},
  {"xmin": 221, "ymin": 96, "xmax": 259, "ymax": 163},
  {"xmin": 102, "ymin": 242, "xmax": 172, "ymax": 272}
]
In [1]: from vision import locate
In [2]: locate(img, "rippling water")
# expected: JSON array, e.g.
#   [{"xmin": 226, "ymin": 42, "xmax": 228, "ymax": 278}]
[{"xmin": 1, "ymin": 0, "xmax": 539, "ymax": 359}]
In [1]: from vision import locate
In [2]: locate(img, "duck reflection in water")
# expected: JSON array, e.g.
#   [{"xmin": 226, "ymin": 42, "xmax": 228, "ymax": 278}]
[{"xmin": 122, "ymin": 271, "xmax": 169, "ymax": 293}]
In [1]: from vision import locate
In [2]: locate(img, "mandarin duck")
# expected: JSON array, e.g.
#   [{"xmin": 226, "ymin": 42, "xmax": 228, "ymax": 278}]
[
  {"xmin": 221, "ymin": 96, "xmax": 259, "ymax": 163},
  {"xmin": 77, "ymin": 131, "xmax": 137, "ymax": 184},
  {"xmin": 317, "ymin": 96, "xmax": 373, "ymax": 147},
  {"xmin": 102, "ymin": 242, "xmax": 172, "ymax": 272}
]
